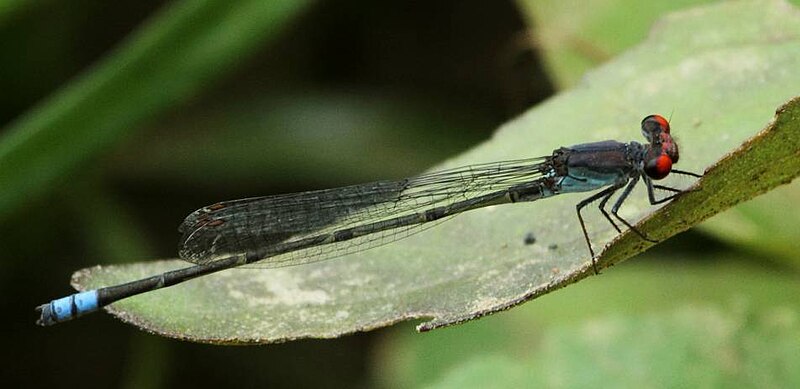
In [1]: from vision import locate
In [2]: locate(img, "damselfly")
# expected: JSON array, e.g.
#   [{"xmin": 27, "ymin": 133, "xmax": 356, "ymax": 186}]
[{"xmin": 37, "ymin": 114, "xmax": 701, "ymax": 326}]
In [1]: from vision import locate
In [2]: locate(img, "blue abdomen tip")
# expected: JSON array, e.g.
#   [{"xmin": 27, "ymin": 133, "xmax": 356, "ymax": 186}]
[{"xmin": 51, "ymin": 290, "xmax": 99, "ymax": 322}]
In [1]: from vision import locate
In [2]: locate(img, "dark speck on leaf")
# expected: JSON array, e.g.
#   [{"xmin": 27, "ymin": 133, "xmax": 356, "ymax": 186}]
[{"xmin": 523, "ymin": 232, "xmax": 536, "ymax": 245}]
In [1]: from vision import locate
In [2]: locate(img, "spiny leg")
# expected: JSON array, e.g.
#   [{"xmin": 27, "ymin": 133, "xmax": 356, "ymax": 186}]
[
  {"xmin": 646, "ymin": 178, "xmax": 687, "ymax": 204},
  {"xmin": 671, "ymin": 169, "xmax": 703, "ymax": 178},
  {"xmin": 598, "ymin": 186, "xmax": 623, "ymax": 234},
  {"xmin": 576, "ymin": 183, "xmax": 624, "ymax": 274},
  {"xmin": 653, "ymin": 184, "xmax": 682, "ymax": 193},
  {"xmin": 646, "ymin": 170, "xmax": 704, "ymax": 204},
  {"xmin": 611, "ymin": 176, "xmax": 658, "ymax": 243}
]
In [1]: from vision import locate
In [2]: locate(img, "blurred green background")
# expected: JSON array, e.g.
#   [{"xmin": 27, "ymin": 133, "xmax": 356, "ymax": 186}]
[{"xmin": 3, "ymin": 0, "xmax": 799, "ymax": 388}]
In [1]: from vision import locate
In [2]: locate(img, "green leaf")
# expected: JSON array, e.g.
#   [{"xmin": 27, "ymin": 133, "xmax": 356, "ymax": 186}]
[
  {"xmin": 698, "ymin": 178, "xmax": 800, "ymax": 267},
  {"xmin": 72, "ymin": 0, "xmax": 800, "ymax": 343},
  {"xmin": 377, "ymin": 260, "xmax": 800, "ymax": 388},
  {"xmin": 517, "ymin": 0, "xmax": 719, "ymax": 89},
  {"xmin": 0, "ymin": 0, "xmax": 312, "ymax": 221}
]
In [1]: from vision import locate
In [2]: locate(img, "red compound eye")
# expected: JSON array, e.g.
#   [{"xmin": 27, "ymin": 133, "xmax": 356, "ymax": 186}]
[
  {"xmin": 644, "ymin": 154, "xmax": 672, "ymax": 180},
  {"xmin": 641, "ymin": 114, "xmax": 671, "ymax": 143},
  {"xmin": 651, "ymin": 114, "xmax": 670, "ymax": 134}
]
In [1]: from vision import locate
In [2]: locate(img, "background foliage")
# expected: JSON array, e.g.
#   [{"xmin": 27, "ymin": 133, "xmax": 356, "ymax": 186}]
[{"xmin": 2, "ymin": 0, "xmax": 798, "ymax": 388}]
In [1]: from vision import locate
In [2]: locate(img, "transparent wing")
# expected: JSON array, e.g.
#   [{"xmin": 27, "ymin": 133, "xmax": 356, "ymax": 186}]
[{"xmin": 178, "ymin": 157, "xmax": 549, "ymax": 268}]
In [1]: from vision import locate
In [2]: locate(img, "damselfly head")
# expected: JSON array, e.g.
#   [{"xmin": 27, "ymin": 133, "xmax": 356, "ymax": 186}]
[
  {"xmin": 641, "ymin": 114, "xmax": 680, "ymax": 180},
  {"xmin": 659, "ymin": 132, "xmax": 679, "ymax": 163}
]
